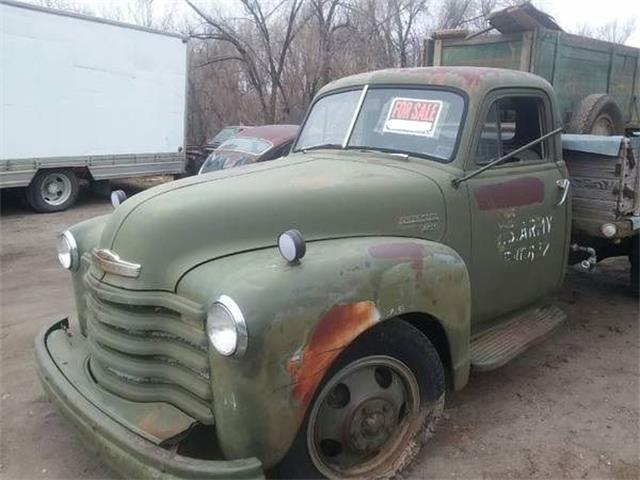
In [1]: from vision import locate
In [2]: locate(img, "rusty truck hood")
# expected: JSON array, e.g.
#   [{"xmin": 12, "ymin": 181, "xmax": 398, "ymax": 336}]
[{"xmin": 96, "ymin": 152, "xmax": 446, "ymax": 291}]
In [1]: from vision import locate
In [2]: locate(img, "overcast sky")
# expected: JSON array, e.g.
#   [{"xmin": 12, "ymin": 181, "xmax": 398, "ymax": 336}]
[
  {"xmin": 540, "ymin": 0, "xmax": 640, "ymax": 47},
  {"xmin": 27, "ymin": 0, "xmax": 640, "ymax": 47}
]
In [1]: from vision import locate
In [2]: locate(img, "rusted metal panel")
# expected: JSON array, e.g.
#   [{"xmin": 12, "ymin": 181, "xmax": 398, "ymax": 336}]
[
  {"xmin": 287, "ymin": 301, "xmax": 380, "ymax": 409},
  {"xmin": 487, "ymin": 2, "xmax": 562, "ymax": 34}
]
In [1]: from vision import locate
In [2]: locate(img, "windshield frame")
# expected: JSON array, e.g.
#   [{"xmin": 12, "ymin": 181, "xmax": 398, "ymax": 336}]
[{"xmin": 292, "ymin": 83, "xmax": 469, "ymax": 163}]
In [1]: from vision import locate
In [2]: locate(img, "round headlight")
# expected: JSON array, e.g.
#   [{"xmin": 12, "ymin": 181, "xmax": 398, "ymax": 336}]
[
  {"xmin": 206, "ymin": 295, "xmax": 247, "ymax": 357},
  {"xmin": 600, "ymin": 223, "xmax": 617, "ymax": 238},
  {"xmin": 56, "ymin": 230, "xmax": 79, "ymax": 271},
  {"xmin": 278, "ymin": 229, "xmax": 306, "ymax": 263}
]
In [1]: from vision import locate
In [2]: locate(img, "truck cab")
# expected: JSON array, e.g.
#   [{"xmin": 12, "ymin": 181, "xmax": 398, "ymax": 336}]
[{"xmin": 38, "ymin": 67, "xmax": 573, "ymax": 479}]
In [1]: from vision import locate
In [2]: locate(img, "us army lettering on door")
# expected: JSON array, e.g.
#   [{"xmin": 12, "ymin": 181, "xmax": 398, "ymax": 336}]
[{"xmin": 496, "ymin": 208, "xmax": 553, "ymax": 263}]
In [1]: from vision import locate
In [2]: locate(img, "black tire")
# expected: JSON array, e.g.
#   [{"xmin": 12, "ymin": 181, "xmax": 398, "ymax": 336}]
[
  {"xmin": 26, "ymin": 169, "xmax": 79, "ymax": 213},
  {"xmin": 89, "ymin": 179, "xmax": 111, "ymax": 197},
  {"xmin": 568, "ymin": 94, "xmax": 625, "ymax": 135},
  {"xmin": 273, "ymin": 319, "xmax": 445, "ymax": 479}
]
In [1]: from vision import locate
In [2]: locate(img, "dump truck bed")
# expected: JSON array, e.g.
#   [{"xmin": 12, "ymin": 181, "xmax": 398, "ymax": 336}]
[{"xmin": 428, "ymin": 28, "xmax": 640, "ymax": 130}]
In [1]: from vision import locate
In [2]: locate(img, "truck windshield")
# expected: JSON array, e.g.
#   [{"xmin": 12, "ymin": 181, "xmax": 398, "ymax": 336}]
[{"xmin": 295, "ymin": 87, "xmax": 465, "ymax": 162}]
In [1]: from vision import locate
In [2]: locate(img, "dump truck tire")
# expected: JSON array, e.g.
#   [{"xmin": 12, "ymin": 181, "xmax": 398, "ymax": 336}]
[
  {"xmin": 568, "ymin": 94, "xmax": 625, "ymax": 135},
  {"xmin": 27, "ymin": 169, "xmax": 79, "ymax": 213},
  {"xmin": 273, "ymin": 319, "xmax": 445, "ymax": 479}
]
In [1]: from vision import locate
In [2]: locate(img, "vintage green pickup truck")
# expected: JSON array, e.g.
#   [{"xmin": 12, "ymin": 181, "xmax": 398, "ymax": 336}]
[{"xmin": 36, "ymin": 67, "xmax": 639, "ymax": 479}]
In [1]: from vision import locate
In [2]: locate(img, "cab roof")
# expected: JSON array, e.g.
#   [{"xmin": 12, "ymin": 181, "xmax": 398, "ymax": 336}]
[{"xmin": 318, "ymin": 66, "xmax": 553, "ymax": 98}]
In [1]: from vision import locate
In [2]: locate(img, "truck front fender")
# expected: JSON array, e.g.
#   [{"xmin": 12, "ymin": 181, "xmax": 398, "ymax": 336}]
[{"xmin": 177, "ymin": 236, "xmax": 470, "ymax": 468}]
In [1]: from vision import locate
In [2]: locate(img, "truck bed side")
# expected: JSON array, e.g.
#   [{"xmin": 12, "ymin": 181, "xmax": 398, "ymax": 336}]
[{"xmin": 564, "ymin": 135, "xmax": 640, "ymax": 239}]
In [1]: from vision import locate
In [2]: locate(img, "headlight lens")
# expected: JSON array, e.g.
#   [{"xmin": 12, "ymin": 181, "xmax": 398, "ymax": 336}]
[
  {"xmin": 56, "ymin": 230, "xmax": 79, "ymax": 271},
  {"xmin": 206, "ymin": 295, "xmax": 247, "ymax": 357},
  {"xmin": 600, "ymin": 223, "xmax": 617, "ymax": 238}
]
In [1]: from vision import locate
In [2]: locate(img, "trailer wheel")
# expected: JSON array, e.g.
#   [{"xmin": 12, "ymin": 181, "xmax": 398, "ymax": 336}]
[
  {"xmin": 273, "ymin": 319, "xmax": 445, "ymax": 479},
  {"xmin": 568, "ymin": 94, "xmax": 625, "ymax": 135},
  {"xmin": 27, "ymin": 169, "xmax": 79, "ymax": 212}
]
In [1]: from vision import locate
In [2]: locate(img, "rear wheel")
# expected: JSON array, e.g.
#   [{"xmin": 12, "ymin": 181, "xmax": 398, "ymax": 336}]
[
  {"xmin": 274, "ymin": 319, "xmax": 445, "ymax": 479},
  {"xmin": 27, "ymin": 169, "xmax": 79, "ymax": 212},
  {"xmin": 568, "ymin": 94, "xmax": 624, "ymax": 135}
]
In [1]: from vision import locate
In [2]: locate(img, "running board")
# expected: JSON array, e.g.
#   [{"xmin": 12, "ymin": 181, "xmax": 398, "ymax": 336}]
[{"xmin": 470, "ymin": 304, "xmax": 566, "ymax": 371}]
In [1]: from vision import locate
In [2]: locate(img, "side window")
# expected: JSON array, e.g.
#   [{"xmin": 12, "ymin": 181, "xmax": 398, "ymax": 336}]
[{"xmin": 475, "ymin": 96, "xmax": 547, "ymax": 165}]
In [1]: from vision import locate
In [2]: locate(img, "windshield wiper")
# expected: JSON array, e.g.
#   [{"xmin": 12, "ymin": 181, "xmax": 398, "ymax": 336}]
[
  {"xmin": 297, "ymin": 143, "xmax": 343, "ymax": 153},
  {"xmin": 451, "ymin": 127, "xmax": 563, "ymax": 187},
  {"xmin": 345, "ymin": 146, "xmax": 409, "ymax": 160}
]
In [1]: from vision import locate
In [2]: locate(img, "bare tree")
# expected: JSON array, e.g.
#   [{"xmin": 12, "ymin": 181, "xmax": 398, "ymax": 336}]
[{"xmin": 186, "ymin": 0, "xmax": 307, "ymax": 123}]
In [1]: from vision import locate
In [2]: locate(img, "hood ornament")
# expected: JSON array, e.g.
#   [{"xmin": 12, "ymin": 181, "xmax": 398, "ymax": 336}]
[{"xmin": 91, "ymin": 248, "xmax": 141, "ymax": 278}]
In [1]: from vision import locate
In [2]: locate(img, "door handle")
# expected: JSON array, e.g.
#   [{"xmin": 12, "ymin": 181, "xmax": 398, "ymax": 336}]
[{"xmin": 556, "ymin": 178, "xmax": 570, "ymax": 206}]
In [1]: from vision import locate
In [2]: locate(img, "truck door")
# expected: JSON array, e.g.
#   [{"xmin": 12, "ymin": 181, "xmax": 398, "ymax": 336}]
[{"xmin": 466, "ymin": 90, "xmax": 570, "ymax": 328}]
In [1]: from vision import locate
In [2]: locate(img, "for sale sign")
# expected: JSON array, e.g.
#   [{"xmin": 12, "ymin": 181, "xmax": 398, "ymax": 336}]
[{"xmin": 383, "ymin": 97, "xmax": 443, "ymax": 137}]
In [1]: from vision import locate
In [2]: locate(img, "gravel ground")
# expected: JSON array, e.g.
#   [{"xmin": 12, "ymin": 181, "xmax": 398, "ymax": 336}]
[{"xmin": 1, "ymin": 181, "xmax": 638, "ymax": 479}]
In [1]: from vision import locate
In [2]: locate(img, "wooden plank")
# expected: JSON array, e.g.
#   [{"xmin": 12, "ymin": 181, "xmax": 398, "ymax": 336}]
[
  {"xmin": 566, "ymin": 160, "xmax": 619, "ymax": 179},
  {"xmin": 572, "ymin": 198, "xmax": 617, "ymax": 222}
]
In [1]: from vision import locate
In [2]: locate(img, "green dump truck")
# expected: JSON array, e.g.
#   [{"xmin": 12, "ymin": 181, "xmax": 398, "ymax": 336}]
[
  {"xmin": 36, "ymin": 65, "xmax": 639, "ymax": 480},
  {"xmin": 424, "ymin": 3, "xmax": 640, "ymax": 135}
]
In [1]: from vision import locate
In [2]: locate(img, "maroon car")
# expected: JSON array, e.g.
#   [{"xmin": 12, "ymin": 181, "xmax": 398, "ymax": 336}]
[{"xmin": 199, "ymin": 125, "xmax": 298, "ymax": 174}]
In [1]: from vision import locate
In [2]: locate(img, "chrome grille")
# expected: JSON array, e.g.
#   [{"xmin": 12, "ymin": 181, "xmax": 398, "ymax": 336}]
[{"xmin": 84, "ymin": 274, "xmax": 214, "ymax": 424}]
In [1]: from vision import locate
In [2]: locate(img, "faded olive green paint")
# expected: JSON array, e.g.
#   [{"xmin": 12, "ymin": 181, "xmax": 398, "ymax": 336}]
[
  {"xmin": 38, "ymin": 66, "xmax": 574, "ymax": 477},
  {"xmin": 176, "ymin": 237, "xmax": 469, "ymax": 466},
  {"xmin": 432, "ymin": 29, "xmax": 640, "ymax": 129},
  {"xmin": 96, "ymin": 152, "xmax": 447, "ymax": 291}
]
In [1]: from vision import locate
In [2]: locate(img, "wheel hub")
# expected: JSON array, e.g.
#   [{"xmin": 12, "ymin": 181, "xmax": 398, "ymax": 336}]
[
  {"xmin": 47, "ymin": 181, "xmax": 61, "ymax": 196},
  {"xmin": 349, "ymin": 398, "xmax": 397, "ymax": 452}
]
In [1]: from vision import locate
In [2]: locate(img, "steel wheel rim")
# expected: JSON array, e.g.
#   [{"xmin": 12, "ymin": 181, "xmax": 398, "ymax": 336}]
[
  {"xmin": 307, "ymin": 355, "xmax": 421, "ymax": 478},
  {"xmin": 40, "ymin": 173, "xmax": 72, "ymax": 206}
]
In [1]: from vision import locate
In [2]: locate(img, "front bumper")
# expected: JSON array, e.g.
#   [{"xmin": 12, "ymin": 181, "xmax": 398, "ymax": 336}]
[{"xmin": 35, "ymin": 319, "xmax": 264, "ymax": 480}]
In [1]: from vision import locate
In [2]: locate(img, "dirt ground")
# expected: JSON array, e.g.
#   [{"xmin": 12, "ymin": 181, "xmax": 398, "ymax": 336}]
[{"xmin": 0, "ymin": 181, "xmax": 638, "ymax": 479}]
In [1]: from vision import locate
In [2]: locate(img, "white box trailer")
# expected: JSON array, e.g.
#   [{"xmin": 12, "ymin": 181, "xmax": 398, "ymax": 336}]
[{"xmin": 0, "ymin": 0, "xmax": 187, "ymax": 211}]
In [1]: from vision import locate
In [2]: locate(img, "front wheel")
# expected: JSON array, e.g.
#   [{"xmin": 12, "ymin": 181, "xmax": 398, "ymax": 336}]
[
  {"xmin": 26, "ymin": 169, "xmax": 79, "ymax": 212},
  {"xmin": 274, "ymin": 319, "xmax": 445, "ymax": 479}
]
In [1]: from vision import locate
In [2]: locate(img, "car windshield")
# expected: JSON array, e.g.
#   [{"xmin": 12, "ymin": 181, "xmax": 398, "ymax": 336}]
[
  {"xmin": 199, "ymin": 150, "xmax": 257, "ymax": 174},
  {"xmin": 294, "ymin": 87, "xmax": 465, "ymax": 162},
  {"xmin": 218, "ymin": 136, "xmax": 273, "ymax": 156},
  {"xmin": 211, "ymin": 127, "xmax": 240, "ymax": 144}
]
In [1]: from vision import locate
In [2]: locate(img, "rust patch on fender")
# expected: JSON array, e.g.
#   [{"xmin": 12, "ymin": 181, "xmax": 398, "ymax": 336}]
[
  {"xmin": 369, "ymin": 243, "xmax": 425, "ymax": 280},
  {"xmin": 287, "ymin": 301, "xmax": 379, "ymax": 408},
  {"xmin": 474, "ymin": 177, "xmax": 544, "ymax": 211}
]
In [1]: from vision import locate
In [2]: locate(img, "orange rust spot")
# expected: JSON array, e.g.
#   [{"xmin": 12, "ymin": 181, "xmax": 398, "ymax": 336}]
[
  {"xmin": 287, "ymin": 301, "xmax": 378, "ymax": 408},
  {"xmin": 137, "ymin": 409, "xmax": 193, "ymax": 443},
  {"xmin": 369, "ymin": 243, "xmax": 425, "ymax": 280}
]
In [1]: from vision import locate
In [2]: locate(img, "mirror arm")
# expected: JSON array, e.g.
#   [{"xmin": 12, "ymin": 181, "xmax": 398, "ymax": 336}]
[{"xmin": 452, "ymin": 127, "xmax": 563, "ymax": 187}]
